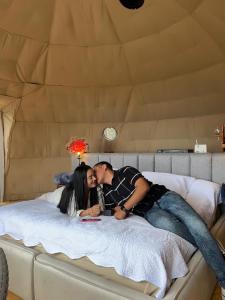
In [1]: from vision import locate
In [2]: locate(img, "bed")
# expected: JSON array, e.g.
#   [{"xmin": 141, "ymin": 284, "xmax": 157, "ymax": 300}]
[{"xmin": 0, "ymin": 152, "xmax": 225, "ymax": 300}]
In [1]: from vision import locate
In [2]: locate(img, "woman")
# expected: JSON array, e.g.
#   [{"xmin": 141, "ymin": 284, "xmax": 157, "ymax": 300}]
[{"xmin": 57, "ymin": 162, "xmax": 103, "ymax": 217}]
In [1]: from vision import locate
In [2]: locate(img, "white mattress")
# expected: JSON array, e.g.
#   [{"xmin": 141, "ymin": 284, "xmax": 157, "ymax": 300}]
[{"xmin": 0, "ymin": 199, "xmax": 196, "ymax": 299}]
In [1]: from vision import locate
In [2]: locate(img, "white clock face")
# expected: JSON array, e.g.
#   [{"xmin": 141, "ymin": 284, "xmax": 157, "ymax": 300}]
[{"xmin": 103, "ymin": 127, "xmax": 117, "ymax": 141}]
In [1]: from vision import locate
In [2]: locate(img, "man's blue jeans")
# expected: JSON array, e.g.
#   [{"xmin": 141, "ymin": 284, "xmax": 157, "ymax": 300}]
[{"xmin": 144, "ymin": 191, "xmax": 225, "ymax": 288}]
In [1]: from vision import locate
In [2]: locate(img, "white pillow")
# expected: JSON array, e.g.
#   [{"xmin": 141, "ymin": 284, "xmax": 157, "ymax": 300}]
[
  {"xmin": 186, "ymin": 179, "xmax": 221, "ymax": 228},
  {"xmin": 142, "ymin": 171, "xmax": 221, "ymax": 228},
  {"xmin": 37, "ymin": 186, "xmax": 64, "ymax": 206},
  {"xmin": 142, "ymin": 171, "xmax": 195, "ymax": 199}
]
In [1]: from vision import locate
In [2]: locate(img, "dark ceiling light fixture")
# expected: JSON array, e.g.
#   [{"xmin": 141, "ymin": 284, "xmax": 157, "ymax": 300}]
[{"xmin": 119, "ymin": 0, "xmax": 144, "ymax": 9}]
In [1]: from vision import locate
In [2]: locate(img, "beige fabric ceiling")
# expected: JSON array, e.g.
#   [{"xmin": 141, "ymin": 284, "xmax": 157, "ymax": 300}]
[{"xmin": 1, "ymin": 0, "xmax": 225, "ymax": 200}]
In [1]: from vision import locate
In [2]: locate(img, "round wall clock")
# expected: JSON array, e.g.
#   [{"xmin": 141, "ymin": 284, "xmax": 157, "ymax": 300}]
[{"xmin": 103, "ymin": 127, "xmax": 117, "ymax": 141}]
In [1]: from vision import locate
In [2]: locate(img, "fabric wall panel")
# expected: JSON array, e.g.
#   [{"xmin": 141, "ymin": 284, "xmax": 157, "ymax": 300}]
[
  {"xmin": 123, "ymin": 17, "xmax": 223, "ymax": 83},
  {"xmin": 82, "ymin": 153, "xmax": 224, "ymax": 184},
  {"xmin": 16, "ymin": 87, "xmax": 54, "ymax": 122},
  {"xmin": 0, "ymin": 79, "xmax": 24, "ymax": 99},
  {"xmin": 194, "ymin": 0, "xmax": 225, "ymax": 53},
  {"xmin": 16, "ymin": 39, "xmax": 47, "ymax": 84},
  {"xmin": 46, "ymin": 45, "xmax": 130, "ymax": 87},
  {"xmin": 125, "ymin": 95, "xmax": 225, "ymax": 122},
  {"xmin": 49, "ymin": 0, "xmax": 119, "ymax": 45},
  {"xmin": 71, "ymin": 154, "xmax": 101, "ymax": 171},
  {"xmin": 110, "ymin": 154, "xmax": 124, "ymax": 170},
  {"xmin": 72, "ymin": 153, "xmax": 125, "ymax": 169},
  {"xmin": 164, "ymin": 63, "xmax": 225, "ymax": 102},
  {"xmin": 106, "ymin": 0, "xmax": 188, "ymax": 43},
  {"xmin": 155, "ymin": 154, "xmax": 172, "ymax": 173},
  {"xmin": 46, "ymin": 86, "xmax": 131, "ymax": 124},
  {"xmin": 212, "ymin": 154, "xmax": 225, "ymax": 184},
  {"xmin": 8, "ymin": 113, "xmax": 225, "ymax": 162},
  {"xmin": 190, "ymin": 154, "xmax": 212, "ymax": 181},
  {"xmin": 172, "ymin": 154, "xmax": 190, "ymax": 176},
  {"xmin": 0, "ymin": 30, "xmax": 24, "ymax": 82},
  {"xmin": 10, "ymin": 123, "xmax": 48, "ymax": 158},
  {"xmin": 123, "ymin": 154, "xmax": 138, "ymax": 168},
  {"xmin": 0, "ymin": 95, "xmax": 15, "ymax": 110},
  {"xmin": 17, "ymin": 85, "xmax": 132, "ymax": 123},
  {"xmin": 83, "ymin": 154, "xmax": 99, "ymax": 169},
  {"xmin": 0, "ymin": 0, "xmax": 55, "ymax": 42},
  {"xmin": 0, "ymin": 29, "xmax": 47, "ymax": 83},
  {"xmin": 5, "ymin": 157, "xmax": 70, "ymax": 201},
  {"xmin": 98, "ymin": 154, "xmax": 111, "ymax": 163},
  {"xmin": 138, "ymin": 154, "xmax": 155, "ymax": 172}
]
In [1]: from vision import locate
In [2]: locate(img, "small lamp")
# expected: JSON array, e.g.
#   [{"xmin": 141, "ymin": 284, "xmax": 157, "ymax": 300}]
[
  {"xmin": 214, "ymin": 124, "xmax": 225, "ymax": 151},
  {"xmin": 66, "ymin": 138, "xmax": 88, "ymax": 165}
]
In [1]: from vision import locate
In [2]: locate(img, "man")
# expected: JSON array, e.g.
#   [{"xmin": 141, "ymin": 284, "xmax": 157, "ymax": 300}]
[{"xmin": 94, "ymin": 161, "xmax": 225, "ymax": 298}]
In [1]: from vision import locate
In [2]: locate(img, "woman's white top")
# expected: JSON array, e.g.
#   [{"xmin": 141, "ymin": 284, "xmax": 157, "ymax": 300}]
[{"xmin": 43, "ymin": 185, "xmax": 104, "ymax": 217}]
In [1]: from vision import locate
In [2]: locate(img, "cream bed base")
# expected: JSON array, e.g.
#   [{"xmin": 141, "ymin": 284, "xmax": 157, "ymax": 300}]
[
  {"xmin": 0, "ymin": 213, "xmax": 225, "ymax": 300},
  {"xmin": 1, "ymin": 152, "xmax": 225, "ymax": 300}
]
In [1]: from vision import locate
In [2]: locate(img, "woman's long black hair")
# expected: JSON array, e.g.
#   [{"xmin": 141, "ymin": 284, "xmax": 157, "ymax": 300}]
[{"xmin": 57, "ymin": 162, "xmax": 98, "ymax": 214}]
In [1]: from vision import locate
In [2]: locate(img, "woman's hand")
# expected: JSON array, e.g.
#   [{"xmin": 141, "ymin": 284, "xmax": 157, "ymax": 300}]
[
  {"xmin": 88, "ymin": 204, "xmax": 101, "ymax": 217},
  {"xmin": 79, "ymin": 205, "xmax": 101, "ymax": 217},
  {"xmin": 113, "ymin": 206, "xmax": 127, "ymax": 220}
]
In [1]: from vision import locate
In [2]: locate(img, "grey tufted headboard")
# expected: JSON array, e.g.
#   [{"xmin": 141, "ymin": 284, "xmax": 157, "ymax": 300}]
[{"xmin": 72, "ymin": 153, "xmax": 225, "ymax": 184}]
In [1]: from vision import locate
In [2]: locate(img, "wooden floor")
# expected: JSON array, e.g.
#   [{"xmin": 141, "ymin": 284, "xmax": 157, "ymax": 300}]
[
  {"xmin": 6, "ymin": 286, "xmax": 222, "ymax": 300},
  {"xmin": 7, "ymin": 292, "xmax": 22, "ymax": 300},
  {"xmin": 213, "ymin": 285, "xmax": 222, "ymax": 300}
]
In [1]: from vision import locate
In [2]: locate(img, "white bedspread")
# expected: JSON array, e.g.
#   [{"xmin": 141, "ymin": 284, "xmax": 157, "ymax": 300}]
[{"xmin": 0, "ymin": 199, "xmax": 196, "ymax": 299}]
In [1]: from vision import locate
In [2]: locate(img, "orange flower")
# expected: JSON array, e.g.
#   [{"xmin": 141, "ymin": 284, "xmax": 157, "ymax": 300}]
[{"xmin": 66, "ymin": 139, "xmax": 88, "ymax": 155}]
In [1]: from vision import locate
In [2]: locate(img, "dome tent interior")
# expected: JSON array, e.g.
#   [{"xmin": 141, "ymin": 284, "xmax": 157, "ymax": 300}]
[{"xmin": 0, "ymin": 0, "xmax": 225, "ymax": 201}]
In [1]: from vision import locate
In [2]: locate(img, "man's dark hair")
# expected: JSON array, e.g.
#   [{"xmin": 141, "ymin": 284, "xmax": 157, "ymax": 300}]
[{"xmin": 94, "ymin": 161, "xmax": 113, "ymax": 171}]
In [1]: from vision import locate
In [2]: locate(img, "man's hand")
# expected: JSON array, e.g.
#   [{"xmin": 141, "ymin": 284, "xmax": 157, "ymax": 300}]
[{"xmin": 113, "ymin": 206, "xmax": 127, "ymax": 220}]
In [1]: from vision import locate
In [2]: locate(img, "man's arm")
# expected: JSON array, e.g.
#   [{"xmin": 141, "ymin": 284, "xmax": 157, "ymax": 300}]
[{"xmin": 114, "ymin": 177, "xmax": 150, "ymax": 220}]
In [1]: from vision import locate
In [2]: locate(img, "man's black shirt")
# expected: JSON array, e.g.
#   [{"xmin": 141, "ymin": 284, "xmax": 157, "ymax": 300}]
[{"xmin": 103, "ymin": 166, "xmax": 169, "ymax": 216}]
